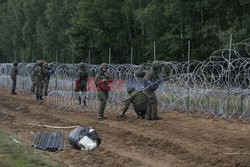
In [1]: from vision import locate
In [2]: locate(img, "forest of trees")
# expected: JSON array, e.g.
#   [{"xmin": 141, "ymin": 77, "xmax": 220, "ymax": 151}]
[{"xmin": 0, "ymin": 0, "xmax": 249, "ymax": 64}]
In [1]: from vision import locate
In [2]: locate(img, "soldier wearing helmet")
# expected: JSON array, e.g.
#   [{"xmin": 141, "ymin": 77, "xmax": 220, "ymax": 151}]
[
  {"xmin": 95, "ymin": 63, "xmax": 112, "ymax": 120},
  {"xmin": 11, "ymin": 61, "xmax": 18, "ymax": 95},
  {"xmin": 30, "ymin": 61, "xmax": 38, "ymax": 94},
  {"xmin": 43, "ymin": 62, "xmax": 51, "ymax": 96},
  {"xmin": 75, "ymin": 62, "xmax": 88, "ymax": 105},
  {"xmin": 34, "ymin": 60, "xmax": 45, "ymax": 101},
  {"xmin": 143, "ymin": 61, "xmax": 162, "ymax": 120},
  {"xmin": 120, "ymin": 88, "xmax": 148, "ymax": 119}
]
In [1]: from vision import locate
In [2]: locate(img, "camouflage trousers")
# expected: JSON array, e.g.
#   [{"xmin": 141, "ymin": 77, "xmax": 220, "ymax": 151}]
[
  {"xmin": 36, "ymin": 80, "xmax": 43, "ymax": 100},
  {"xmin": 75, "ymin": 84, "xmax": 87, "ymax": 106},
  {"xmin": 31, "ymin": 81, "xmax": 36, "ymax": 94},
  {"xmin": 43, "ymin": 80, "xmax": 49, "ymax": 96},
  {"xmin": 12, "ymin": 79, "xmax": 16, "ymax": 94},
  {"xmin": 97, "ymin": 90, "xmax": 109, "ymax": 117},
  {"xmin": 143, "ymin": 89, "xmax": 158, "ymax": 120},
  {"xmin": 133, "ymin": 103, "xmax": 147, "ymax": 119}
]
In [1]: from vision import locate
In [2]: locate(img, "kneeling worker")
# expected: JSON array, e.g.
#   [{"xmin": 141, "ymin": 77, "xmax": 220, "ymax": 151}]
[{"xmin": 120, "ymin": 88, "xmax": 148, "ymax": 119}]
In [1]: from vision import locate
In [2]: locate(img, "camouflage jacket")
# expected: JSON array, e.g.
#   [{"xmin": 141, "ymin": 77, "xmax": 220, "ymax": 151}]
[
  {"xmin": 76, "ymin": 68, "xmax": 88, "ymax": 86},
  {"xmin": 43, "ymin": 67, "xmax": 51, "ymax": 81},
  {"xmin": 143, "ymin": 70, "xmax": 161, "ymax": 91},
  {"xmin": 125, "ymin": 90, "xmax": 148, "ymax": 107},
  {"xmin": 11, "ymin": 66, "xmax": 18, "ymax": 77},
  {"xmin": 11, "ymin": 66, "xmax": 18, "ymax": 80},
  {"xmin": 34, "ymin": 65, "xmax": 44, "ymax": 81},
  {"xmin": 31, "ymin": 65, "xmax": 37, "ymax": 81},
  {"xmin": 96, "ymin": 71, "xmax": 111, "ymax": 90}
]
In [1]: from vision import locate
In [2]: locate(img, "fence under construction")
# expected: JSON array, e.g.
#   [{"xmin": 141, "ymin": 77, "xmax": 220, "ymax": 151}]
[{"xmin": 1, "ymin": 38, "xmax": 250, "ymax": 121}]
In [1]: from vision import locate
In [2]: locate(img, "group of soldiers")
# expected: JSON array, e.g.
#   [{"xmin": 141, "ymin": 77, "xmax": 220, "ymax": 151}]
[
  {"xmin": 11, "ymin": 60, "xmax": 51, "ymax": 101},
  {"xmin": 11, "ymin": 60, "xmax": 162, "ymax": 121},
  {"xmin": 75, "ymin": 61, "xmax": 162, "ymax": 120},
  {"xmin": 31, "ymin": 60, "xmax": 52, "ymax": 101}
]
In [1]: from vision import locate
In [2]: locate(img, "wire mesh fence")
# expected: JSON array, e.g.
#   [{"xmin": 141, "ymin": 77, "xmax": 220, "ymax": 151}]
[{"xmin": 1, "ymin": 38, "xmax": 250, "ymax": 121}]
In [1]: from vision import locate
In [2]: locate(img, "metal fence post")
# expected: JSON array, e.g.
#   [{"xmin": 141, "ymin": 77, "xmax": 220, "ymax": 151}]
[
  {"xmin": 227, "ymin": 34, "xmax": 233, "ymax": 115},
  {"xmin": 131, "ymin": 46, "xmax": 133, "ymax": 64},
  {"xmin": 187, "ymin": 40, "xmax": 191, "ymax": 112},
  {"xmin": 109, "ymin": 48, "xmax": 111, "ymax": 64},
  {"xmin": 154, "ymin": 41, "xmax": 156, "ymax": 61},
  {"xmin": 88, "ymin": 49, "xmax": 91, "ymax": 64}
]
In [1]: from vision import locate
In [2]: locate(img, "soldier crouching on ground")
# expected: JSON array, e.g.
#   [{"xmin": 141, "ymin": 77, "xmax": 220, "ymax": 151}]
[
  {"xmin": 96, "ymin": 63, "xmax": 112, "ymax": 120},
  {"xmin": 34, "ymin": 60, "xmax": 45, "ymax": 101},
  {"xmin": 75, "ymin": 62, "xmax": 88, "ymax": 106},
  {"xmin": 11, "ymin": 61, "xmax": 18, "ymax": 95},
  {"xmin": 122, "ymin": 61, "xmax": 162, "ymax": 121},
  {"xmin": 120, "ymin": 88, "xmax": 148, "ymax": 119}
]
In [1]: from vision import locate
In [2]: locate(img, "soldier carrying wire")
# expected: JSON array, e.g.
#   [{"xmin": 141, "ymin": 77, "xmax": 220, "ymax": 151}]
[
  {"xmin": 34, "ymin": 60, "xmax": 45, "ymax": 101},
  {"xmin": 96, "ymin": 63, "xmax": 112, "ymax": 120},
  {"xmin": 75, "ymin": 62, "xmax": 88, "ymax": 106},
  {"xmin": 122, "ymin": 61, "xmax": 163, "ymax": 120}
]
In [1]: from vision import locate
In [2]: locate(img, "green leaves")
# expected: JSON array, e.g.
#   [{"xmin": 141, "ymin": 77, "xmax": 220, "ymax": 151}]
[{"xmin": 0, "ymin": 0, "xmax": 250, "ymax": 63}]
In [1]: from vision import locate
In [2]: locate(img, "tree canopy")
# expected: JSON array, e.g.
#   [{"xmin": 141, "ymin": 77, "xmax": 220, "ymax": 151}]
[{"xmin": 0, "ymin": 0, "xmax": 249, "ymax": 64}]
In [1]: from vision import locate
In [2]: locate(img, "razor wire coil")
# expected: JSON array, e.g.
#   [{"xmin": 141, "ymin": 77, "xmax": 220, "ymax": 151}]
[{"xmin": 1, "ymin": 39, "xmax": 250, "ymax": 121}]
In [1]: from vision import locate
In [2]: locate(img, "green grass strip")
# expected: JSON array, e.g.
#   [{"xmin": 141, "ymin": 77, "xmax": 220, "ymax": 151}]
[{"xmin": 0, "ymin": 129, "xmax": 60, "ymax": 167}]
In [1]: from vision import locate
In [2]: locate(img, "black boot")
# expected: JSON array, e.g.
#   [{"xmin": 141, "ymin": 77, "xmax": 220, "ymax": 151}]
[
  {"xmin": 11, "ymin": 89, "xmax": 17, "ymax": 95},
  {"xmin": 98, "ymin": 115, "xmax": 107, "ymax": 120}
]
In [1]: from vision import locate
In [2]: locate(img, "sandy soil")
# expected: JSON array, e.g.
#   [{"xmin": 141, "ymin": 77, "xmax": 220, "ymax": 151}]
[{"xmin": 0, "ymin": 87, "xmax": 250, "ymax": 167}]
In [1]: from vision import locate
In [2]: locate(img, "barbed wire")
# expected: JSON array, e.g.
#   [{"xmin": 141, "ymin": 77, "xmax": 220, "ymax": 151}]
[{"xmin": 1, "ymin": 38, "xmax": 250, "ymax": 121}]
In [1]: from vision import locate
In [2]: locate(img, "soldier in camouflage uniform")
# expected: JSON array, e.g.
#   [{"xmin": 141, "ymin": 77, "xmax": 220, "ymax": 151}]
[
  {"xmin": 120, "ymin": 88, "xmax": 148, "ymax": 119},
  {"xmin": 135, "ymin": 69, "xmax": 146, "ymax": 89},
  {"xmin": 34, "ymin": 60, "xmax": 45, "ymax": 101},
  {"xmin": 135, "ymin": 69, "xmax": 146, "ymax": 79},
  {"xmin": 31, "ymin": 61, "xmax": 38, "ymax": 94},
  {"xmin": 143, "ymin": 61, "xmax": 162, "ymax": 120},
  {"xmin": 75, "ymin": 62, "xmax": 88, "ymax": 105},
  {"xmin": 11, "ymin": 61, "xmax": 18, "ymax": 95},
  {"xmin": 43, "ymin": 62, "xmax": 50, "ymax": 96},
  {"xmin": 96, "ymin": 63, "xmax": 111, "ymax": 120}
]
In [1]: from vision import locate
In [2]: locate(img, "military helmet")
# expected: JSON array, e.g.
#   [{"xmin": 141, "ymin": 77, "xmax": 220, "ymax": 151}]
[
  {"xmin": 151, "ymin": 61, "xmax": 161, "ymax": 68},
  {"xmin": 13, "ymin": 61, "xmax": 18, "ymax": 65},
  {"xmin": 100, "ymin": 63, "xmax": 109, "ymax": 70},
  {"xmin": 43, "ymin": 62, "xmax": 48, "ymax": 68},
  {"xmin": 38, "ymin": 60, "xmax": 44, "ymax": 65},
  {"xmin": 79, "ymin": 62, "xmax": 85, "ymax": 68},
  {"xmin": 136, "ymin": 70, "xmax": 146, "ymax": 78},
  {"xmin": 127, "ymin": 88, "xmax": 135, "ymax": 94}
]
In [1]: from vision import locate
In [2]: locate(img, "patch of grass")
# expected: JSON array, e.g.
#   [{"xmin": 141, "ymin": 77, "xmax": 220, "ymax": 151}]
[{"xmin": 0, "ymin": 129, "xmax": 60, "ymax": 167}]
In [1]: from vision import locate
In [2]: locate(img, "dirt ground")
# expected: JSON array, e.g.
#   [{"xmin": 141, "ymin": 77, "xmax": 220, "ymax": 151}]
[{"xmin": 0, "ymin": 87, "xmax": 250, "ymax": 167}]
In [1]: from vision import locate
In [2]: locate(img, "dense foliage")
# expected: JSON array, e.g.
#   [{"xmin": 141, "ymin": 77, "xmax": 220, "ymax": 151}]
[{"xmin": 0, "ymin": 0, "xmax": 249, "ymax": 64}]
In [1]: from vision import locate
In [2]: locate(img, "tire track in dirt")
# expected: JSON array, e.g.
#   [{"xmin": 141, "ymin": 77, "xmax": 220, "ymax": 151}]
[
  {"xmin": 21, "ymin": 108, "xmax": 187, "ymax": 167},
  {"xmin": 45, "ymin": 108, "xmax": 250, "ymax": 167},
  {"xmin": 0, "ymin": 91, "xmax": 184, "ymax": 166},
  {"xmin": 52, "ymin": 114, "xmax": 199, "ymax": 167},
  {"xmin": 0, "ymin": 92, "xmax": 192, "ymax": 166},
  {"xmin": 0, "ymin": 91, "xmax": 148, "ymax": 167},
  {"xmin": 0, "ymin": 88, "xmax": 250, "ymax": 167}
]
